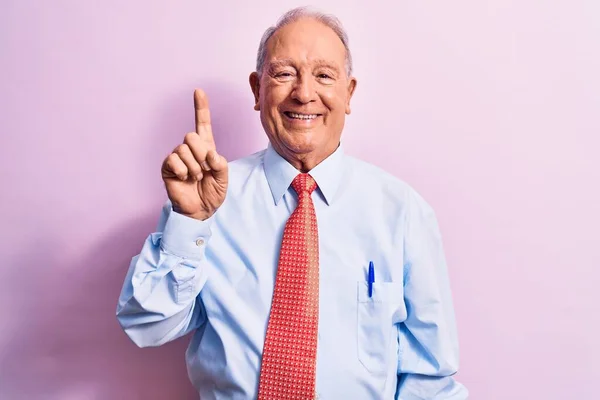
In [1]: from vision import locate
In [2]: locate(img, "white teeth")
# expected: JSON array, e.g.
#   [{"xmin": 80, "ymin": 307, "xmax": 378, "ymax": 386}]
[{"xmin": 288, "ymin": 112, "xmax": 318, "ymax": 120}]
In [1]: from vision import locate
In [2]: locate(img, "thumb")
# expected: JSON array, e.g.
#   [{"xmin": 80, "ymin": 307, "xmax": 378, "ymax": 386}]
[{"xmin": 206, "ymin": 150, "xmax": 228, "ymax": 182}]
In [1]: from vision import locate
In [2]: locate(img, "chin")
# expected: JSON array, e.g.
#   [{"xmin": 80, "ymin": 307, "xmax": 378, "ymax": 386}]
[
  {"xmin": 281, "ymin": 134, "xmax": 320, "ymax": 154},
  {"xmin": 284, "ymin": 143, "xmax": 317, "ymax": 156}
]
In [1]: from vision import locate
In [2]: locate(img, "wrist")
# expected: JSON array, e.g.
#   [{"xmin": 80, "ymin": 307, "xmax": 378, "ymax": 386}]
[
  {"xmin": 162, "ymin": 207, "xmax": 214, "ymax": 259},
  {"xmin": 187, "ymin": 211, "xmax": 214, "ymax": 221},
  {"xmin": 173, "ymin": 208, "xmax": 214, "ymax": 221}
]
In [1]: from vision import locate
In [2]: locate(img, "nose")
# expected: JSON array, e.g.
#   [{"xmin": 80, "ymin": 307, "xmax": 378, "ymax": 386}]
[{"xmin": 291, "ymin": 75, "xmax": 317, "ymax": 104}]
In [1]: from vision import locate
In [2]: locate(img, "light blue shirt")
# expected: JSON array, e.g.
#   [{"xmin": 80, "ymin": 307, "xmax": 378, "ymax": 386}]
[{"xmin": 116, "ymin": 143, "xmax": 468, "ymax": 399}]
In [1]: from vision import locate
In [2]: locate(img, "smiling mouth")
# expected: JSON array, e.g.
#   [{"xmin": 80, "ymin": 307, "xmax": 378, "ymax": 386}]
[{"xmin": 283, "ymin": 111, "xmax": 321, "ymax": 120}]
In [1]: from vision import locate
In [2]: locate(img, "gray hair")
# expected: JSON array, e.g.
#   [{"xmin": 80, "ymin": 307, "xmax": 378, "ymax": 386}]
[{"xmin": 255, "ymin": 6, "xmax": 353, "ymax": 77}]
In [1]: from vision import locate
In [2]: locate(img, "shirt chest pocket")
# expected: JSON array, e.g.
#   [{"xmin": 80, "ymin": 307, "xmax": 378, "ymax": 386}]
[{"xmin": 356, "ymin": 281, "xmax": 404, "ymax": 374}]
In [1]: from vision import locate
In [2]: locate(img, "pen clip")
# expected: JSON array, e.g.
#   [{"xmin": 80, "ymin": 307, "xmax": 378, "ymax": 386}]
[{"xmin": 368, "ymin": 261, "xmax": 375, "ymax": 298}]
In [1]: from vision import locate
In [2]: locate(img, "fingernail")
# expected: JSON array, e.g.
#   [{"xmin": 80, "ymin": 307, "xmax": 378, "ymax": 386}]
[{"xmin": 196, "ymin": 173, "xmax": 203, "ymax": 181}]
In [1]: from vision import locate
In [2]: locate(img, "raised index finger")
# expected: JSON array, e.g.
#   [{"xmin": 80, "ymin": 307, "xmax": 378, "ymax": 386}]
[{"xmin": 194, "ymin": 89, "xmax": 215, "ymax": 145}]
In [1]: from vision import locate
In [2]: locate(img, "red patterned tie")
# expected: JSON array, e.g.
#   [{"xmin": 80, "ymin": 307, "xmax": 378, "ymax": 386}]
[{"xmin": 258, "ymin": 173, "xmax": 320, "ymax": 400}]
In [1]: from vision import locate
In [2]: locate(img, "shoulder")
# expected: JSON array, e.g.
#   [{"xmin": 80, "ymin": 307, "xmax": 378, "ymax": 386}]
[
  {"xmin": 226, "ymin": 148, "xmax": 267, "ymax": 176},
  {"xmin": 343, "ymin": 155, "xmax": 415, "ymax": 199},
  {"xmin": 222, "ymin": 148, "xmax": 268, "ymax": 189},
  {"xmin": 343, "ymin": 154, "xmax": 436, "ymax": 216},
  {"xmin": 215, "ymin": 148, "xmax": 270, "ymax": 206}
]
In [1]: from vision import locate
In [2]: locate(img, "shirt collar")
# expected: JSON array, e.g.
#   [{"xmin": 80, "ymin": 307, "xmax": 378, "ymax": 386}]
[{"xmin": 263, "ymin": 142, "xmax": 345, "ymax": 206}]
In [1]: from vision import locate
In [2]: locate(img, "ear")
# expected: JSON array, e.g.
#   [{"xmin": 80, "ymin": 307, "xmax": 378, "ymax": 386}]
[
  {"xmin": 249, "ymin": 72, "xmax": 261, "ymax": 111},
  {"xmin": 345, "ymin": 77, "xmax": 357, "ymax": 115}
]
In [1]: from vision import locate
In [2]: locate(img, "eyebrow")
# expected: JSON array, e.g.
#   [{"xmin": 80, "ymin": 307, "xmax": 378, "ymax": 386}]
[
  {"xmin": 312, "ymin": 59, "xmax": 340, "ymax": 72},
  {"xmin": 266, "ymin": 59, "xmax": 294, "ymax": 71},
  {"xmin": 266, "ymin": 59, "xmax": 340, "ymax": 72}
]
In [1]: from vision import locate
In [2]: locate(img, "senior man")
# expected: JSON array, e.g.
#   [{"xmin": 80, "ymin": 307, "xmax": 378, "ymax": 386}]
[{"xmin": 117, "ymin": 6, "xmax": 468, "ymax": 400}]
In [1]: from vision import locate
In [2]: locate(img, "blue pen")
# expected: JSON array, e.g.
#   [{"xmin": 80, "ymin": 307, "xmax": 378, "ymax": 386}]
[{"xmin": 368, "ymin": 261, "xmax": 375, "ymax": 297}]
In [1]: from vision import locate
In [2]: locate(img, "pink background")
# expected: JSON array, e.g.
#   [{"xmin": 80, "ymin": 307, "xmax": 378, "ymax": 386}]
[{"xmin": 1, "ymin": 1, "xmax": 599, "ymax": 399}]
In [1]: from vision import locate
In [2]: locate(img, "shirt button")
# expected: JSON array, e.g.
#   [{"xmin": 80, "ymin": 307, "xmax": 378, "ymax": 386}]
[{"xmin": 195, "ymin": 238, "xmax": 204, "ymax": 246}]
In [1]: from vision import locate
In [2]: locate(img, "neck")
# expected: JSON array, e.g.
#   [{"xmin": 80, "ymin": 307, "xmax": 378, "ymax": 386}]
[{"xmin": 273, "ymin": 142, "xmax": 340, "ymax": 172}]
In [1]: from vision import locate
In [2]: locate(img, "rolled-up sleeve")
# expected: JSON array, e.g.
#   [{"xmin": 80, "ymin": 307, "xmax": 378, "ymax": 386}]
[
  {"xmin": 396, "ymin": 190, "xmax": 468, "ymax": 399},
  {"xmin": 116, "ymin": 201, "xmax": 214, "ymax": 348}
]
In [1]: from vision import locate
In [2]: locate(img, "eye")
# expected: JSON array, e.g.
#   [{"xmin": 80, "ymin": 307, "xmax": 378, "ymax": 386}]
[
  {"xmin": 273, "ymin": 71, "xmax": 295, "ymax": 81},
  {"xmin": 317, "ymin": 73, "xmax": 332, "ymax": 79}
]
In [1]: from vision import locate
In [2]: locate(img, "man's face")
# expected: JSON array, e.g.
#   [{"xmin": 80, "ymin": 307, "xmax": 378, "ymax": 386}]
[{"xmin": 250, "ymin": 18, "xmax": 357, "ymax": 169}]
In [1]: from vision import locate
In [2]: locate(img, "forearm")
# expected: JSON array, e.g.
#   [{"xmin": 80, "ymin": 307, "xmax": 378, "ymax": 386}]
[
  {"xmin": 395, "ymin": 189, "xmax": 468, "ymax": 399},
  {"xmin": 116, "ymin": 203, "xmax": 212, "ymax": 347},
  {"xmin": 395, "ymin": 320, "xmax": 468, "ymax": 399},
  {"xmin": 396, "ymin": 374, "xmax": 468, "ymax": 400},
  {"xmin": 116, "ymin": 246, "xmax": 207, "ymax": 347}
]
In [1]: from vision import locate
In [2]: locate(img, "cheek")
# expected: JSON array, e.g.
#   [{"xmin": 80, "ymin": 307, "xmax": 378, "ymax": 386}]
[
  {"xmin": 321, "ymin": 88, "xmax": 347, "ymax": 112},
  {"xmin": 263, "ymin": 83, "xmax": 289, "ymax": 109}
]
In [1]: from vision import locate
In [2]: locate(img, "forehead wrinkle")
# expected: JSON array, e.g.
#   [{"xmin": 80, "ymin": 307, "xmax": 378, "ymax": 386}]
[{"xmin": 265, "ymin": 19, "xmax": 346, "ymax": 71}]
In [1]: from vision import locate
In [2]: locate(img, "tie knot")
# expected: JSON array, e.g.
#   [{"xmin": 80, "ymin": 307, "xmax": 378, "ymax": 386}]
[{"xmin": 291, "ymin": 173, "xmax": 317, "ymax": 195}]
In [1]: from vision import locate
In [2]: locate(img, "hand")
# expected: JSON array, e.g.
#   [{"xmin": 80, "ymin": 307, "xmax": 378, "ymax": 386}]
[{"xmin": 161, "ymin": 89, "xmax": 228, "ymax": 221}]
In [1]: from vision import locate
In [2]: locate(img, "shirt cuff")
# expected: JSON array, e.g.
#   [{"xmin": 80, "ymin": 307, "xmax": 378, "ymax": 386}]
[{"xmin": 160, "ymin": 209, "xmax": 214, "ymax": 259}]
